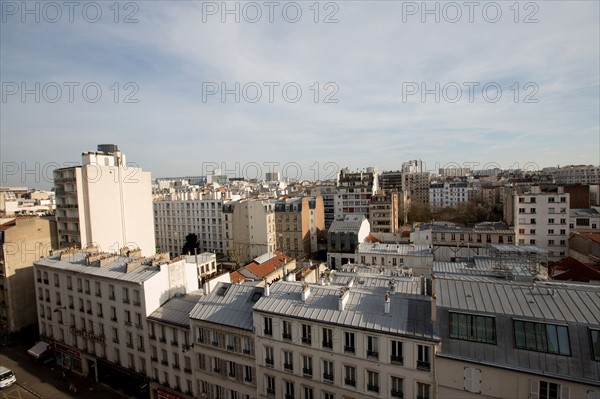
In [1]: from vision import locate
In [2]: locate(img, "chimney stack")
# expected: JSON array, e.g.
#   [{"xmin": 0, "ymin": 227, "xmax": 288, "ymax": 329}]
[
  {"xmin": 301, "ymin": 283, "xmax": 311, "ymax": 301},
  {"xmin": 264, "ymin": 279, "xmax": 270, "ymax": 297},
  {"xmin": 384, "ymin": 293, "xmax": 391, "ymax": 314},
  {"xmin": 338, "ymin": 287, "xmax": 349, "ymax": 311}
]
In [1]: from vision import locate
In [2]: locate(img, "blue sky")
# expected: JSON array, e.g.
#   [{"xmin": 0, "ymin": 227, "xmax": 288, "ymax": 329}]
[{"xmin": 1, "ymin": 1, "xmax": 599, "ymax": 188}]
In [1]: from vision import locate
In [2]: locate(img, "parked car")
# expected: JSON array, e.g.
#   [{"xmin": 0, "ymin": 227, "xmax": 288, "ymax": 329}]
[{"xmin": 0, "ymin": 366, "xmax": 16, "ymax": 389}]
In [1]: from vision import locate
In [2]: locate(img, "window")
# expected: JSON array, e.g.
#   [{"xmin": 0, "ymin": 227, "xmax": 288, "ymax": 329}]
[
  {"xmin": 302, "ymin": 355, "xmax": 312, "ymax": 377},
  {"xmin": 95, "ymin": 282, "xmax": 101, "ymax": 297},
  {"xmin": 344, "ymin": 332, "xmax": 355, "ymax": 354},
  {"xmin": 417, "ymin": 345, "xmax": 431, "ymax": 371},
  {"xmin": 264, "ymin": 317, "xmax": 273, "ymax": 336},
  {"xmin": 322, "ymin": 360, "xmax": 333, "ymax": 382},
  {"xmin": 449, "ymin": 313, "xmax": 496, "ymax": 344},
  {"xmin": 228, "ymin": 361, "xmax": 236, "ymax": 377},
  {"xmin": 303, "ymin": 386, "xmax": 314, "ymax": 399},
  {"xmin": 210, "ymin": 330, "xmax": 219, "ymax": 346},
  {"xmin": 110, "ymin": 306, "xmax": 117, "ymax": 321},
  {"xmin": 367, "ymin": 371, "xmax": 379, "ymax": 393},
  {"xmin": 226, "ymin": 334, "xmax": 234, "ymax": 350},
  {"xmin": 283, "ymin": 350, "xmax": 293, "ymax": 371},
  {"xmin": 244, "ymin": 365, "xmax": 253, "ymax": 383},
  {"xmin": 514, "ymin": 320, "xmax": 571, "ymax": 356},
  {"xmin": 266, "ymin": 375, "xmax": 275, "ymax": 395},
  {"xmin": 196, "ymin": 327, "xmax": 204, "ymax": 343},
  {"xmin": 344, "ymin": 365, "xmax": 356, "ymax": 387},
  {"xmin": 123, "ymin": 287, "xmax": 129, "ymax": 303},
  {"xmin": 285, "ymin": 381, "xmax": 295, "ymax": 399},
  {"xmin": 590, "ymin": 329, "xmax": 600, "ymax": 361},
  {"xmin": 367, "ymin": 335, "xmax": 379, "ymax": 359},
  {"xmin": 323, "ymin": 393, "xmax": 334, "ymax": 399},
  {"xmin": 530, "ymin": 380, "xmax": 570, "ymax": 399},
  {"xmin": 108, "ymin": 284, "xmax": 115, "ymax": 300},
  {"xmin": 391, "ymin": 340, "xmax": 403, "ymax": 364},
  {"xmin": 464, "ymin": 367, "xmax": 481, "ymax": 393},
  {"xmin": 283, "ymin": 320, "xmax": 292, "ymax": 340},
  {"xmin": 391, "ymin": 376, "xmax": 404, "ymax": 398},
  {"xmin": 322, "ymin": 328, "xmax": 333, "ymax": 349},
  {"xmin": 265, "ymin": 346, "xmax": 274, "ymax": 366},
  {"xmin": 302, "ymin": 324, "xmax": 311, "ymax": 345},
  {"xmin": 242, "ymin": 336, "xmax": 252, "ymax": 354},
  {"xmin": 417, "ymin": 382, "xmax": 431, "ymax": 399}
]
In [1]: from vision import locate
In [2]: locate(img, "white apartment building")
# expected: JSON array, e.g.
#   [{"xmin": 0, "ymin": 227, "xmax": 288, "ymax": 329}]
[
  {"xmin": 189, "ymin": 283, "xmax": 261, "ymax": 399},
  {"xmin": 33, "ymin": 247, "xmax": 201, "ymax": 398},
  {"xmin": 222, "ymin": 199, "xmax": 276, "ymax": 265},
  {"xmin": 546, "ymin": 165, "xmax": 600, "ymax": 185},
  {"xmin": 569, "ymin": 208, "xmax": 600, "ymax": 233},
  {"xmin": 429, "ymin": 181, "xmax": 480, "ymax": 209},
  {"xmin": 54, "ymin": 144, "xmax": 155, "ymax": 256},
  {"xmin": 402, "ymin": 172, "xmax": 431, "ymax": 205},
  {"xmin": 512, "ymin": 187, "xmax": 570, "ymax": 261},
  {"xmin": 154, "ymin": 189, "xmax": 232, "ymax": 257},
  {"xmin": 334, "ymin": 168, "xmax": 378, "ymax": 220},
  {"xmin": 253, "ymin": 280, "xmax": 438, "ymax": 399}
]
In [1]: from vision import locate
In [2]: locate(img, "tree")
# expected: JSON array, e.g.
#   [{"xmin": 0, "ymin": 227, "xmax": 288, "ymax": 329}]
[{"xmin": 181, "ymin": 233, "xmax": 200, "ymax": 256}]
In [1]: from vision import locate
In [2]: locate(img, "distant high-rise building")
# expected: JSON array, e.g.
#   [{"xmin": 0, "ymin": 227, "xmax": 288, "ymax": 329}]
[
  {"xmin": 334, "ymin": 168, "xmax": 378, "ymax": 220},
  {"xmin": 54, "ymin": 144, "xmax": 155, "ymax": 256}
]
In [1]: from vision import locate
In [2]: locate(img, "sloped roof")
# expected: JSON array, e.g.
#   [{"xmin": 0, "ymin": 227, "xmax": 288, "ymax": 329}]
[{"xmin": 551, "ymin": 256, "xmax": 600, "ymax": 282}]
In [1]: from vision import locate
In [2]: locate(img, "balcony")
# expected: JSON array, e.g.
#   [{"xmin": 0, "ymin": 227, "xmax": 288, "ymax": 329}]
[
  {"xmin": 322, "ymin": 341, "xmax": 332, "ymax": 349},
  {"xmin": 265, "ymin": 359, "xmax": 274, "ymax": 367},
  {"xmin": 344, "ymin": 346, "xmax": 355, "ymax": 354},
  {"xmin": 391, "ymin": 390, "xmax": 404, "ymax": 398},
  {"xmin": 301, "ymin": 337, "xmax": 311, "ymax": 345},
  {"xmin": 344, "ymin": 378, "xmax": 356, "ymax": 387},
  {"xmin": 367, "ymin": 350, "xmax": 379, "ymax": 359},
  {"xmin": 159, "ymin": 337, "xmax": 166, "ymax": 343},
  {"xmin": 282, "ymin": 333, "xmax": 292, "ymax": 341},
  {"xmin": 161, "ymin": 360, "xmax": 168, "ymax": 366},
  {"xmin": 391, "ymin": 355, "xmax": 403, "ymax": 365},
  {"xmin": 283, "ymin": 363, "xmax": 293, "ymax": 372},
  {"xmin": 184, "ymin": 367, "xmax": 192, "ymax": 374},
  {"xmin": 150, "ymin": 356, "xmax": 158, "ymax": 363},
  {"xmin": 322, "ymin": 373, "xmax": 334, "ymax": 383},
  {"xmin": 302, "ymin": 368, "xmax": 312, "ymax": 377},
  {"xmin": 171, "ymin": 341, "xmax": 179, "ymax": 347},
  {"xmin": 417, "ymin": 360, "xmax": 431, "ymax": 371},
  {"xmin": 367, "ymin": 385, "xmax": 380, "ymax": 393}
]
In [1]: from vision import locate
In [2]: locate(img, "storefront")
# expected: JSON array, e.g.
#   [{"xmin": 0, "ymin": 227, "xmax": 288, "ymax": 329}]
[{"xmin": 54, "ymin": 343, "xmax": 82, "ymax": 373}]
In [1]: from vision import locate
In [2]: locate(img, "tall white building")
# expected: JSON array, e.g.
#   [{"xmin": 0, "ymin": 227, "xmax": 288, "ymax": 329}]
[
  {"xmin": 154, "ymin": 189, "xmax": 232, "ymax": 257},
  {"xmin": 512, "ymin": 186, "xmax": 570, "ymax": 261},
  {"xmin": 429, "ymin": 181, "xmax": 480, "ymax": 209},
  {"xmin": 334, "ymin": 168, "xmax": 378, "ymax": 220},
  {"xmin": 54, "ymin": 144, "xmax": 155, "ymax": 256}
]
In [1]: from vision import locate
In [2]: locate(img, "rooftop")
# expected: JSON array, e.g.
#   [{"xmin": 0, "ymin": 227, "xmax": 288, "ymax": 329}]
[
  {"xmin": 329, "ymin": 215, "xmax": 367, "ymax": 233},
  {"xmin": 189, "ymin": 283, "xmax": 264, "ymax": 331},
  {"xmin": 148, "ymin": 292, "xmax": 203, "ymax": 327},
  {"xmin": 253, "ymin": 281, "xmax": 435, "ymax": 340},
  {"xmin": 357, "ymin": 242, "xmax": 432, "ymax": 257}
]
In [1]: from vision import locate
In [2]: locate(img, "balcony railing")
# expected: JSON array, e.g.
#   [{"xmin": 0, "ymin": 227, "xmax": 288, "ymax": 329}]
[
  {"xmin": 344, "ymin": 346, "xmax": 355, "ymax": 354},
  {"xmin": 302, "ymin": 368, "xmax": 312, "ymax": 377},
  {"xmin": 391, "ymin": 355, "xmax": 403, "ymax": 365},
  {"xmin": 345, "ymin": 378, "xmax": 356, "ymax": 387},
  {"xmin": 417, "ymin": 360, "xmax": 431, "ymax": 371},
  {"xmin": 301, "ymin": 337, "xmax": 311, "ymax": 345},
  {"xmin": 367, "ymin": 384, "xmax": 379, "ymax": 393},
  {"xmin": 391, "ymin": 390, "xmax": 404, "ymax": 398}
]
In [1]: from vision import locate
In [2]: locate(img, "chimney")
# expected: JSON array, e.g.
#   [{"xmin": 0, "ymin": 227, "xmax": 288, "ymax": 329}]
[
  {"xmin": 264, "ymin": 280, "xmax": 270, "ymax": 297},
  {"xmin": 420, "ymin": 273, "xmax": 425, "ymax": 295},
  {"xmin": 301, "ymin": 284, "xmax": 311, "ymax": 301},
  {"xmin": 194, "ymin": 248, "xmax": 198, "ymax": 265},
  {"xmin": 389, "ymin": 280, "xmax": 396, "ymax": 295},
  {"xmin": 384, "ymin": 293, "xmax": 391, "ymax": 314},
  {"xmin": 338, "ymin": 287, "xmax": 349, "ymax": 311}
]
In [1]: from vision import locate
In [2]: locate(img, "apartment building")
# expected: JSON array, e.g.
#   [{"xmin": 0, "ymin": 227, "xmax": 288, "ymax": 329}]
[
  {"xmin": 434, "ymin": 276, "xmax": 600, "ymax": 398},
  {"xmin": 154, "ymin": 189, "xmax": 231, "ymax": 257},
  {"xmin": 54, "ymin": 144, "xmax": 155, "ymax": 256},
  {"xmin": 33, "ymin": 247, "xmax": 201, "ymax": 398},
  {"xmin": 334, "ymin": 168, "xmax": 378, "ymax": 220},
  {"xmin": 429, "ymin": 181, "xmax": 480, "ymax": 209},
  {"xmin": 569, "ymin": 208, "xmax": 600, "ymax": 233},
  {"xmin": 311, "ymin": 185, "xmax": 336, "ymax": 230},
  {"xmin": 402, "ymin": 172, "xmax": 430, "ymax": 205},
  {"xmin": 222, "ymin": 199, "xmax": 276, "ymax": 266},
  {"xmin": 369, "ymin": 191, "xmax": 399, "ymax": 233},
  {"xmin": 0, "ymin": 216, "xmax": 56, "ymax": 336},
  {"xmin": 356, "ymin": 242, "xmax": 433, "ymax": 276},
  {"xmin": 274, "ymin": 196, "xmax": 324, "ymax": 260},
  {"xmin": 511, "ymin": 186, "xmax": 570, "ymax": 261},
  {"xmin": 327, "ymin": 215, "xmax": 370, "ymax": 269},
  {"xmin": 253, "ymin": 280, "xmax": 438, "ymax": 399},
  {"xmin": 147, "ymin": 294, "xmax": 200, "ymax": 399},
  {"xmin": 429, "ymin": 222, "xmax": 515, "ymax": 261},
  {"xmin": 546, "ymin": 165, "xmax": 600, "ymax": 185},
  {"xmin": 189, "ymin": 283, "xmax": 261, "ymax": 399}
]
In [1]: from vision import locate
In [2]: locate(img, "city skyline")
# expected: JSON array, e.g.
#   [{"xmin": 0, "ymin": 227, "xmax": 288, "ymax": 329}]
[{"xmin": 2, "ymin": 1, "xmax": 599, "ymax": 188}]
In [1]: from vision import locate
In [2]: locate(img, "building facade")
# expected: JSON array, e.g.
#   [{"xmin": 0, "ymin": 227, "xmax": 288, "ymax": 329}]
[
  {"xmin": 369, "ymin": 191, "xmax": 399, "ymax": 233},
  {"xmin": 274, "ymin": 197, "xmax": 324, "ymax": 260},
  {"xmin": 54, "ymin": 144, "xmax": 155, "ymax": 256}
]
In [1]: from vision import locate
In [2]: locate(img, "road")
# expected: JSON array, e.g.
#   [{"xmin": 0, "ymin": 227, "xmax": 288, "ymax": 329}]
[{"xmin": 0, "ymin": 344, "xmax": 130, "ymax": 399}]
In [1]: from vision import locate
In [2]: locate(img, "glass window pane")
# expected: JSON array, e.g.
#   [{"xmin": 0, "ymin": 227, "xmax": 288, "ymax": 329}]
[
  {"xmin": 515, "ymin": 321, "xmax": 526, "ymax": 348},
  {"xmin": 592, "ymin": 330, "xmax": 600, "ymax": 361},
  {"xmin": 556, "ymin": 326, "xmax": 570, "ymax": 356},
  {"xmin": 546, "ymin": 324, "xmax": 559, "ymax": 354},
  {"xmin": 525, "ymin": 322, "xmax": 537, "ymax": 350}
]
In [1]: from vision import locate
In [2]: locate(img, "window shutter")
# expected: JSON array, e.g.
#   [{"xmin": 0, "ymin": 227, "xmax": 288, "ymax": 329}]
[
  {"xmin": 219, "ymin": 332, "xmax": 226, "ymax": 349},
  {"xmin": 464, "ymin": 367, "xmax": 473, "ymax": 392},
  {"xmin": 235, "ymin": 336, "xmax": 241, "ymax": 352},
  {"xmin": 530, "ymin": 380, "xmax": 539, "ymax": 399},
  {"xmin": 560, "ymin": 386, "xmax": 570, "ymax": 399},
  {"xmin": 236, "ymin": 363, "xmax": 243, "ymax": 382},
  {"xmin": 220, "ymin": 359, "xmax": 227, "ymax": 377}
]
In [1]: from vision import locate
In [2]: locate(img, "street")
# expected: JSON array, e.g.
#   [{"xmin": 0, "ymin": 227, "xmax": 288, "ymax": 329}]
[{"xmin": 0, "ymin": 344, "xmax": 130, "ymax": 399}]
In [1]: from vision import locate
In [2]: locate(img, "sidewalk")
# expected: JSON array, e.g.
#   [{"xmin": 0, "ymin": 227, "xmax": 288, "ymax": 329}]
[{"xmin": 0, "ymin": 343, "xmax": 132, "ymax": 399}]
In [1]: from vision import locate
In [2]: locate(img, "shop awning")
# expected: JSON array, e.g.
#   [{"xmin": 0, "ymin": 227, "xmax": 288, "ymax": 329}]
[{"xmin": 28, "ymin": 341, "xmax": 50, "ymax": 358}]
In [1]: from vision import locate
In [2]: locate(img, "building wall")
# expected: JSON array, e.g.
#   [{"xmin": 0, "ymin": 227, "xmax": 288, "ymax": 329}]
[{"xmin": 0, "ymin": 217, "xmax": 55, "ymax": 332}]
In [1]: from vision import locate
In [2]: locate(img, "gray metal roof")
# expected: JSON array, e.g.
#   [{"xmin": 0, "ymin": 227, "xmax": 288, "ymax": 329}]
[
  {"xmin": 435, "ymin": 276, "xmax": 600, "ymax": 385},
  {"xmin": 489, "ymin": 244, "xmax": 548, "ymax": 254},
  {"xmin": 253, "ymin": 281, "xmax": 436, "ymax": 340},
  {"xmin": 435, "ymin": 276, "xmax": 600, "ymax": 324},
  {"xmin": 358, "ymin": 242, "xmax": 432, "ymax": 256},
  {"xmin": 329, "ymin": 215, "xmax": 367, "ymax": 233},
  {"xmin": 189, "ymin": 283, "xmax": 264, "ymax": 331},
  {"xmin": 570, "ymin": 208, "xmax": 600, "ymax": 217},
  {"xmin": 34, "ymin": 251, "xmax": 161, "ymax": 284},
  {"xmin": 148, "ymin": 292, "xmax": 203, "ymax": 327}
]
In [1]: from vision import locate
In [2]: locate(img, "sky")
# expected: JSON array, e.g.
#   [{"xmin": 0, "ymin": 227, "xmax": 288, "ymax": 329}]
[{"xmin": 1, "ymin": 0, "xmax": 599, "ymax": 189}]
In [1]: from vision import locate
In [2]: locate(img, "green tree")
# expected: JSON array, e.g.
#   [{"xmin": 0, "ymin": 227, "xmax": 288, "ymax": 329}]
[{"xmin": 181, "ymin": 233, "xmax": 200, "ymax": 256}]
